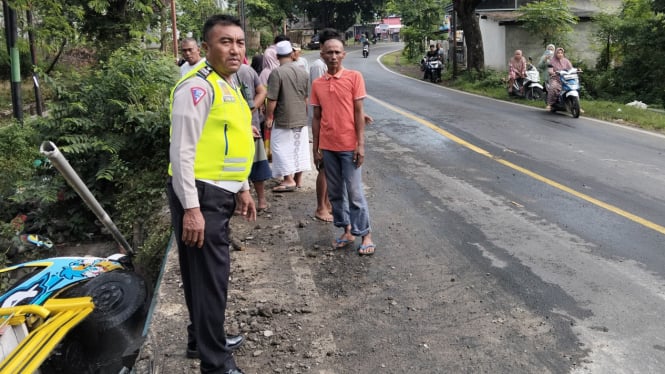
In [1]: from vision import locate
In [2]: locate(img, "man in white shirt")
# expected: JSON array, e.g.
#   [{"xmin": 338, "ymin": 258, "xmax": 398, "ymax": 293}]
[{"xmin": 179, "ymin": 38, "xmax": 205, "ymax": 77}]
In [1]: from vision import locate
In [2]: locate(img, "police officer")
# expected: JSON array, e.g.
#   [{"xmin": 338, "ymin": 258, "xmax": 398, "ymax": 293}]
[{"xmin": 167, "ymin": 14, "xmax": 255, "ymax": 374}]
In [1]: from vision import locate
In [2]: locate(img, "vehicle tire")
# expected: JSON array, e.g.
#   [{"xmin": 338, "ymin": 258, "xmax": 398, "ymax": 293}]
[
  {"xmin": 61, "ymin": 270, "xmax": 148, "ymax": 331},
  {"xmin": 526, "ymin": 87, "xmax": 544, "ymax": 101},
  {"xmin": 568, "ymin": 96, "xmax": 581, "ymax": 118},
  {"xmin": 430, "ymin": 73, "xmax": 437, "ymax": 83}
]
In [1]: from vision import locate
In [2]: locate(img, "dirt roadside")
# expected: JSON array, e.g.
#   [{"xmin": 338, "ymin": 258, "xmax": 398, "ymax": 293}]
[
  {"xmin": 134, "ymin": 171, "xmax": 347, "ymax": 374},
  {"xmin": 134, "ymin": 148, "xmax": 586, "ymax": 374}
]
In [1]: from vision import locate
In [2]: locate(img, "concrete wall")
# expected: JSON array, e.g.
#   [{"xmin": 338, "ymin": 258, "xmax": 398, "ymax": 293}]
[
  {"xmin": 504, "ymin": 26, "xmax": 548, "ymax": 67},
  {"xmin": 479, "ymin": 19, "xmax": 506, "ymax": 70}
]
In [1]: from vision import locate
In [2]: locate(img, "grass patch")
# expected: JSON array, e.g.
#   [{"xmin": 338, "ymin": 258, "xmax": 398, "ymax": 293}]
[{"xmin": 381, "ymin": 51, "xmax": 665, "ymax": 132}]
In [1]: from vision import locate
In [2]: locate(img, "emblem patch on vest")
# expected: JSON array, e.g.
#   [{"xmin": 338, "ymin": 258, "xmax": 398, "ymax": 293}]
[{"xmin": 190, "ymin": 87, "xmax": 206, "ymax": 106}]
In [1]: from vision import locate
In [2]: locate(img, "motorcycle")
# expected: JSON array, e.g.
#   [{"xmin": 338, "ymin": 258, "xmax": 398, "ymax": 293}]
[
  {"xmin": 421, "ymin": 56, "xmax": 442, "ymax": 83},
  {"xmin": 545, "ymin": 68, "xmax": 582, "ymax": 118},
  {"xmin": 509, "ymin": 59, "xmax": 544, "ymax": 100},
  {"xmin": 362, "ymin": 44, "xmax": 369, "ymax": 58}
]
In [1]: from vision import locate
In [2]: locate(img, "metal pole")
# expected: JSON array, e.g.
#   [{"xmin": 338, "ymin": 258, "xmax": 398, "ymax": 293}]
[
  {"xmin": 40, "ymin": 141, "xmax": 135, "ymax": 255},
  {"xmin": 3, "ymin": 0, "xmax": 23, "ymax": 123},
  {"xmin": 27, "ymin": 9, "xmax": 43, "ymax": 116},
  {"xmin": 171, "ymin": 0, "xmax": 178, "ymax": 58}
]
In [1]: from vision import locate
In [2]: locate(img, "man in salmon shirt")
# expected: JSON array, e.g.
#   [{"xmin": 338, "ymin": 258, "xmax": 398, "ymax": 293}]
[{"xmin": 310, "ymin": 30, "xmax": 376, "ymax": 256}]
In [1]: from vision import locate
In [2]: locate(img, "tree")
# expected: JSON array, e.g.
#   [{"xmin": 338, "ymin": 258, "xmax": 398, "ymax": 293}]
[
  {"xmin": 591, "ymin": 0, "xmax": 665, "ymax": 105},
  {"xmin": 302, "ymin": 0, "xmax": 386, "ymax": 31},
  {"xmin": 453, "ymin": 0, "xmax": 483, "ymax": 72},
  {"xmin": 246, "ymin": 0, "xmax": 294, "ymax": 36},
  {"xmin": 7, "ymin": 0, "xmax": 162, "ymax": 62},
  {"xmin": 387, "ymin": 0, "xmax": 444, "ymax": 60},
  {"xmin": 654, "ymin": 0, "xmax": 665, "ymax": 13},
  {"xmin": 176, "ymin": 0, "xmax": 225, "ymax": 41},
  {"xmin": 517, "ymin": 0, "xmax": 578, "ymax": 50}
]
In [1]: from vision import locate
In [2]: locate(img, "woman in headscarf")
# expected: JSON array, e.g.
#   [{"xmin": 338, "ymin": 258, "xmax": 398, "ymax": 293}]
[
  {"xmin": 507, "ymin": 49, "xmax": 527, "ymax": 94},
  {"xmin": 538, "ymin": 44, "xmax": 556, "ymax": 78},
  {"xmin": 259, "ymin": 35, "xmax": 289, "ymax": 86},
  {"xmin": 546, "ymin": 47, "xmax": 573, "ymax": 110}
]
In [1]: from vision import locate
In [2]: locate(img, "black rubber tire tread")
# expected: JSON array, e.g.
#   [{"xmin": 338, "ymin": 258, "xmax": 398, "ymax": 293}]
[
  {"xmin": 61, "ymin": 270, "xmax": 147, "ymax": 331},
  {"xmin": 568, "ymin": 96, "xmax": 581, "ymax": 118},
  {"xmin": 526, "ymin": 87, "xmax": 544, "ymax": 101}
]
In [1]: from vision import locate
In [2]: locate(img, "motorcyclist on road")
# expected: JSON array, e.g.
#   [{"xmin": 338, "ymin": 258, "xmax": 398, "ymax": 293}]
[
  {"xmin": 545, "ymin": 47, "xmax": 573, "ymax": 111},
  {"xmin": 422, "ymin": 44, "xmax": 439, "ymax": 80}
]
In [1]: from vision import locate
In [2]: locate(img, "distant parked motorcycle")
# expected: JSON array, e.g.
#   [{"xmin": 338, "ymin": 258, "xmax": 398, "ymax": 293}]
[
  {"xmin": 509, "ymin": 58, "xmax": 544, "ymax": 100},
  {"xmin": 545, "ymin": 68, "xmax": 582, "ymax": 118},
  {"xmin": 362, "ymin": 44, "xmax": 369, "ymax": 58}
]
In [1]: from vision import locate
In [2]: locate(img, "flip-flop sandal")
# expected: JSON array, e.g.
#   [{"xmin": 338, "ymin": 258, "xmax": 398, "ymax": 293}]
[
  {"xmin": 257, "ymin": 203, "xmax": 271, "ymax": 212},
  {"xmin": 357, "ymin": 244, "xmax": 376, "ymax": 256},
  {"xmin": 273, "ymin": 184, "xmax": 296, "ymax": 192},
  {"xmin": 314, "ymin": 214, "xmax": 333, "ymax": 222},
  {"xmin": 332, "ymin": 237, "xmax": 354, "ymax": 249}
]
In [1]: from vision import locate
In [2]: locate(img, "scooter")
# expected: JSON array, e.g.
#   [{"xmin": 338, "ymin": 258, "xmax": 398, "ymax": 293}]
[
  {"xmin": 545, "ymin": 68, "xmax": 581, "ymax": 118},
  {"xmin": 509, "ymin": 59, "xmax": 544, "ymax": 100},
  {"xmin": 421, "ymin": 56, "xmax": 442, "ymax": 83},
  {"xmin": 362, "ymin": 44, "xmax": 369, "ymax": 58}
]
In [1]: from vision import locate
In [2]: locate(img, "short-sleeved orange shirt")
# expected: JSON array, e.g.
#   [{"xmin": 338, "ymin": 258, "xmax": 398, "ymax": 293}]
[{"xmin": 310, "ymin": 68, "xmax": 366, "ymax": 152}]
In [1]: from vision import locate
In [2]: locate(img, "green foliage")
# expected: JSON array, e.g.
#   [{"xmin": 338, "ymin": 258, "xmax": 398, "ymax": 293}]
[
  {"xmin": 8, "ymin": 0, "xmax": 161, "ymax": 65},
  {"xmin": 388, "ymin": 0, "xmax": 445, "ymax": 58},
  {"xmin": 302, "ymin": 0, "xmax": 385, "ymax": 31},
  {"xmin": 0, "ymin": 123, "xmax": 42, "ymax": 221},
  {"xmin": 655, "ymin": 0, "xmax": 665, "ymax": 13},
  {"xmin": 590, "ymin": 0, "xmax": 665, "ymax": 106},
  {"xmin": 401, "ymin": 27, "xmax": 424, "ymax": 60},
  {"xmin": 177, "ymin": 0, "xmax": 224, "ymax": 41},
  {"xmin": 517, "ymin": 0, "xmax": 578, "ymax": 49},
  {"xmin": 133, "ymin": 211, "xmax": 171, "ymax": 287},
  {"xmin": 247, "ymin": 0, "xmax": 293, "ymax": 35},
  {"xmin": 20, "ymin": 45, "xmax": 176, "ymax": 241}
]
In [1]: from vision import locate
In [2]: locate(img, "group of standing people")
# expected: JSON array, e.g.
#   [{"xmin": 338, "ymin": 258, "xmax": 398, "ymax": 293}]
[{"xmin": 168, "ymin": 14, "xmax": 376, "ymax": 374}]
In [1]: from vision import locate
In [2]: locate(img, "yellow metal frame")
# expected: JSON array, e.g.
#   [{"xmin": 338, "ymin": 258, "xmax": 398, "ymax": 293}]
[{"xmin": 0, "ymin": 297, "xmax": 94, "ymax": 374}]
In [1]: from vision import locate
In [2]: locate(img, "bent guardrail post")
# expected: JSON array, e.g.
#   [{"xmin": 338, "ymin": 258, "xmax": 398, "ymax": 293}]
[{"xmin": 39, "ymin": 141, "xmax": 135, "ymax": 255}]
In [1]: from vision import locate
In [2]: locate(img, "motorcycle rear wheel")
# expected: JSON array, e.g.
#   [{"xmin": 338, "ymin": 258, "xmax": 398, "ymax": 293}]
[
  {"xmin": 430, "ymin": 71, "xmax": 439, "ymax": 83},
  {"xmin": 567, "ymin": 96, "xmax": 581, "ymax": 118},
  {"xmin": 526, "ymin": 87, "xmax": 544, "ymax": 101}
]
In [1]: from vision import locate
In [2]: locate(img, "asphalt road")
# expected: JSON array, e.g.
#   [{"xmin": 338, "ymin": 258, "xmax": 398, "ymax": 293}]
[{"xmin": 299, "ymin": 43, "xmax": 665, "ymax": 373}]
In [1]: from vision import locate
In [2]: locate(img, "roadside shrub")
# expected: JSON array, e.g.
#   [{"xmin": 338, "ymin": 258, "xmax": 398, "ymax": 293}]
[
  {"xmin": 23, "ymin": 43, "xmax": 177, "ymax": 244},
  {"xmin": 401, "ymin": 27, "xmax": 424, "ymax": 61},
  {"xmin": 0, "ymin": 48, "xmax": 34, "ymax": 80},
  {"xmin": 0, "ymin": 122, "xmax": 43, "ymax": 222}
]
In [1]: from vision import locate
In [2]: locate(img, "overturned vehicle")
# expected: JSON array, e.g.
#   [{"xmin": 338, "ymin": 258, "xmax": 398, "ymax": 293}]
[{"xmin": 0, "ymin": 142, "xmax": 150, "ymax": 373}]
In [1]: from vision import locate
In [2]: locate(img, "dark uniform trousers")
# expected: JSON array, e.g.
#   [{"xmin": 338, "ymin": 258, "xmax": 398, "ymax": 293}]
[{"xmin": 167, "ymin": 179, "xmax": 237, "ymax": 373}]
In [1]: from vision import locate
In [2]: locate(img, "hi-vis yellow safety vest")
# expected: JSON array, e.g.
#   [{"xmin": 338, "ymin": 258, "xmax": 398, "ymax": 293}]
[{"xmin": 168, "ymin": 63, "xmax": 254, "ymax": 181}]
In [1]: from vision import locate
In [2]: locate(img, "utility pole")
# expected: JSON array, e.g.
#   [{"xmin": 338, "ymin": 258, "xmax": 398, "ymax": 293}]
[
  {"xmin": 238, "ymin": 0, "xmax": 246, "ymax": 31},
  {"xmin": 171, "ymin": 0, "xmax": 178, "ymax": 59},
  {"xmin": 3, "ymin": 0, "xmax": 23, "ymax": 123},
  {"xmin": 27, "ymin": 8, "xmax": 43, "ymax": 116}
]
